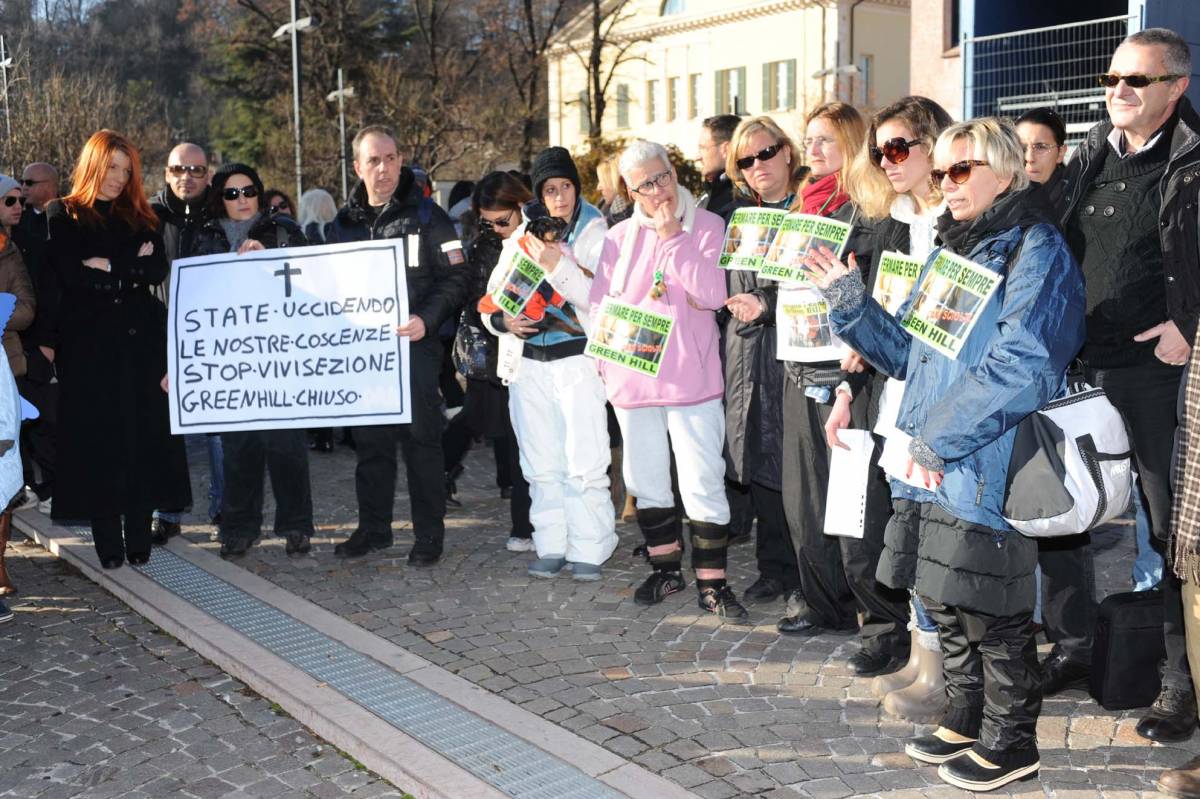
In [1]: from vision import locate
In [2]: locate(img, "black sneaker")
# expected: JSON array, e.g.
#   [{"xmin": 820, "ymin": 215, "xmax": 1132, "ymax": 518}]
[
  {"xmin": 742, "ymin": 576, "xmax": 784, "ymax": 604},
  {"xmin": 634, "ymin": 571, "xmax": 685, "ymax": 606},
  {"xmin": 848, "ymin": 648, "xmax": 905, "ymax": 677},
  {"xmin": 905, "ymin": 729, "xmax": 977, "ymax": 764},
  {"xmin": 285, "ymin": 533, "xmax": 312, "ymax": 556},
  {"xmin": 937, "ymin": 748, "xmax": 1039, "ymax": 792},
  {"xmin": 698, "ymin": 586, "xmax": 749, "ymax": 619},
  {"xmin": 151, "ymin": 517, "xmax": 181, "ymax": 546},
  {"xmin": 220, "ymin": 538, "xmax": 254, "ymax": 559},
  {"xmin": 334, "ymin": 529, "xmax": 392, "ymax": 558},
  {"xmin": 1040, "ymin": 651, "xmax": 1089, "ymax": 696}
]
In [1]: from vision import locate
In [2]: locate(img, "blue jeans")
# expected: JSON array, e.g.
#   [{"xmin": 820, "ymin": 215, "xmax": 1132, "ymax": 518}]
[
  {"xmin": 206, "ymin": 434, "xmax": 224, "ymax": 520},
  {"xmin": 912, "ymin": 593, "xmax": 937, "ymax": 632},
  {"xmin": 1132, "ymin": 487, "xmax": 1164, "ymax": 591}
]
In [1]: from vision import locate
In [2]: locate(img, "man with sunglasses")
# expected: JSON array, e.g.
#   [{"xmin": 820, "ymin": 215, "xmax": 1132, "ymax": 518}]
[{"xmin": 1051, "ymin": 27, "xmax": 1200, "ymax": 752}]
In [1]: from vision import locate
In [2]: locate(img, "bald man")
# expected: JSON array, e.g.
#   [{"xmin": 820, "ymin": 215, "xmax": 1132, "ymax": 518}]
[{"xmin": 19, "ymin": 163, "xmax": 57, "ymax": 214}]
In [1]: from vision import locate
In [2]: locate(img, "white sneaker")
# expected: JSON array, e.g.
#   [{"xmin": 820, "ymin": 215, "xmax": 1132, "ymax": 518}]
[
  {"xmin": 506, "ymin": 536, "xmax": 535, "ymax": 552},
  {"xmin": 37, "ymin": 498, "xmax": 51, "ymax": 515}
]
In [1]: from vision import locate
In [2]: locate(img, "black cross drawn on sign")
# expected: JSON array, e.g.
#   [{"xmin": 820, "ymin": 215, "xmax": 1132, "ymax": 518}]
[{"xmin": 274, "ymin": 262, "xmax": 301, "ymax": 297}]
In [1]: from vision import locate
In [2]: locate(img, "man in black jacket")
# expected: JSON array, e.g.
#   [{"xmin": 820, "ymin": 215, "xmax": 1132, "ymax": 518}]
[
  {"xmin": 330, "ymin": 125, "xmax": 469, "ymax": 566},
  {"xmin": 1044, "ymin": 28, "xmax": 1200, "ymax": 745},
  {"xmin": 697, "ymin": 115, "xmax": 740, "ymax": 215}
]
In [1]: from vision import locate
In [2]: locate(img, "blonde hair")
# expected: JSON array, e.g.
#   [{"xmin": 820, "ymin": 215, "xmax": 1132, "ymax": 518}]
[
  {"xmin": 596, "ymin": 155, "xmax": 626, "ymax": 199},
  {"xmin": 801, "ymin": 102, "xmax": 865, "ymax": 195},
  {"xmin": 847, "ymin": 96, "xmax": 954, "ymax": 220},
  {"xmin": 933, "ymin": 117, "xmax": 1029, "ymax": 193},
  {"xmin": 725, "ymin": 115, "xmax": 801, "ymax": 200}
]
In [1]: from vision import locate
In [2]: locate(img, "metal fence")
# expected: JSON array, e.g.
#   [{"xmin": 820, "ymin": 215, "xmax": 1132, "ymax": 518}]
[{"xmin": 963, "ymin": 14, "xmax": 1139, "ymax": 147}]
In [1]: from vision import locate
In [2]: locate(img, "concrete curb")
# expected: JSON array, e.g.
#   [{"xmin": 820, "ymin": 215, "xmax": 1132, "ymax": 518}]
[{"xmin": 13, "ymin": 510, "xmax": 702, "ymax": 799}]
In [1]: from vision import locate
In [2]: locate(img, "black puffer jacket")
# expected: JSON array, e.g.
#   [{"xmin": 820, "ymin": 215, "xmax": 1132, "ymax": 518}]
[
  {"xmin": 190, "ymin": 212, "xmax": 307, "ymax": 256},
  {"xmin": 151, "ymin": 187, "xmax": 208, "ymax": 306},
  {"xmin": 330, "ymin": 168, "xmax": 469, "ymax": 336},
  {"xmin": 1061, "ymin": 95, "xmax": 1200, "ymax": 345}
]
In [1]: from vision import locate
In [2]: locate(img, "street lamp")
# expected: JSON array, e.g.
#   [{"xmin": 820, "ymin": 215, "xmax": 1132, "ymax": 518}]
[
  {"xmin": 326, "ymin": 72, "xmax": 355, "ymax": 203},
  {"xmin": 812, "ymin": 61, "xmax": 869, "ymax": 106},
  {"xmin": 272, "ymin": 3, "xmax": 318, "ymax": 203}
]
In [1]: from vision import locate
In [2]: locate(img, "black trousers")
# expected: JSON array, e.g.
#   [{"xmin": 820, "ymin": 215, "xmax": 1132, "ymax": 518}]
[
  {"xmin": 18, "ymin": 375, "xmax": 56, "ymax": 496},
  {"xmin": 1037, "ymin": 533, "xmax": 1097, "ymax": 664},
  {"xmin": 1040, "ymin": 360, "xmax": 1188, "ymax": 689},
  {"xmin": 781, "ymin": 379, "xmax": 910, "ymax": 656},
  {"xmin": 728, "ymin": 479, "xmax": 755, "ymax": 539},
  {"xmin": 751, "ymin": 482, "xmax": 799, "ymax": 590},
  {"xmin": 354, "ymin": 342, "xmax": 446, "ymax": 550},
  {"xmin": 221, "ymin": 428, "xmax": 314, "ymax": 544},
  {"xmin": 924, "ymin": 597, "xmax": 1042, "ymax": 755},
  {"xmin": 92, "ymin": 511, "xmax": 152, "ymax": 561}
]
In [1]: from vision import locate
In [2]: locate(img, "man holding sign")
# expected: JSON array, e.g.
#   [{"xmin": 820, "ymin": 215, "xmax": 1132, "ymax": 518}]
[{"xmin": 328, "ymin": 126, "xmax": 468, "ymax": 566}]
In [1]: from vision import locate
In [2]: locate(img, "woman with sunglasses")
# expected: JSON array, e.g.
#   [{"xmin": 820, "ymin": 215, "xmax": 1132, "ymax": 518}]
[
  {"xmin": 478, "ymin": 147, "xmax": 616, "ymax": 581},
  {"xmin": 190, "ymin": 163, "xmax": 315, "ymax": 560},
  {"xmin": 443, "ymin": 171, "xmax": 533, "ymax": 553},
  {"xmin": 1015, "ymin": 107, "xmax": 1069, "ymax": 211},
  {"xmin": 262, "ymin": 189, "xmax": 295, "ymax": 219},
  {"xmin": 806, "ymin": 117, "xmax": 1085, "ymax": 792},
  {"xmin": 46, "ymin": 130, "xmax": 191, "ymax": 569},
  {"xmin": 719, "ymin": 116, "xmax": 805, "ymax": 610},
  {"xmin": 838, "ymin": 97, "xmax": 954, "ymax": 721}
]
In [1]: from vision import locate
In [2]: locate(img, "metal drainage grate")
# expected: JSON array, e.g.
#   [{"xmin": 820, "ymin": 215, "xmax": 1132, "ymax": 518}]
[{"xmin": 65, "ymin": 527, "xmax": 623, "ymax": 799}]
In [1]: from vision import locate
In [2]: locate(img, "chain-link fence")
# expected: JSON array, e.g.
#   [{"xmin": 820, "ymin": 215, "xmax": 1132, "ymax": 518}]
[{"xmin": 963, "ymin": 14, "xmax": 1139, "ymax": 147}]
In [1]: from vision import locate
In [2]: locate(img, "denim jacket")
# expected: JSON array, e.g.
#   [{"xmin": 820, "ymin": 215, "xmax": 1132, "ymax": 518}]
[{"xmin": 828, "ymin": 220, "xmax": 1086, "ymax": 531}]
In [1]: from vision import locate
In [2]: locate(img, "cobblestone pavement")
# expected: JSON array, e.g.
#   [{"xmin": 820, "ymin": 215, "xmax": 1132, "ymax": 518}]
[
  {"xmin": 0, "ymin": 540, "xmax": 412, "ymax": 799},
  {"xmin": 82, "ymin": 437, "xmax": 1200, "ymax": 796}
]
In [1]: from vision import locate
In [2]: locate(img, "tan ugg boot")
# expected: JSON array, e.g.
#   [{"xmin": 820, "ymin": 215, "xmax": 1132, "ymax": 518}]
[
  {"xmin": 883, "ymin": 636, "xmax": 947, "ymax": 723},
  {"xmin": 872, "ymin": 629, "xmax": 920, "ymax": 697}
]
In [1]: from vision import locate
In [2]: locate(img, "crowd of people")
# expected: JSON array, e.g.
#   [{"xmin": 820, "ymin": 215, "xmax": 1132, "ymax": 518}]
[{"xmin": 0, "ymin": 25, "xmax": 1199, "ymax": 796}]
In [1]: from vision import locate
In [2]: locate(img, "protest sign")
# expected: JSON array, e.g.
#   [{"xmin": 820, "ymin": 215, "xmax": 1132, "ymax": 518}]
[
  {"xmin": 872, "ymin": 250, "xmax": 924, "ymax": 316},
  {"xmin": 586, "ymin": 297, "xmax": 674, "ymax": 377},
  {"xmin": 760, "ymin": 214, "xmax": 852, "ymax": 283},
  {"xmin": 491, "ymin": 247, "xmax": 546, "ymax": 318},
  {"xmin": 168, "ymin": 239, "xmax": 411, "ymax": 434},
  {"xmin": 776, "ymin": 285, "xmax": 847, "ymax": 363},
  {"xmin": 718, "ymin": 208, "xmax": 787, "ymax": 271},
  {"xmin": 901, "ymin": 249, "xmax": 1003, "ymax": 359}
]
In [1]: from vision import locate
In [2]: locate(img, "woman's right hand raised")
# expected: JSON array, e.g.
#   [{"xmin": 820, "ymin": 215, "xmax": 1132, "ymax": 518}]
[
  {"xmin": 725, "ymin": 293, "xmax": 766, "ymax": 323},
  {"xmin": 238, "ymin": 239, "xmax": 265, "ymax": 255}
]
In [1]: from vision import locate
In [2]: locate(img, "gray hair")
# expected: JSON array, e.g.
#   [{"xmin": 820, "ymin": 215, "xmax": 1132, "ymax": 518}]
[
  {"xmin": 618, "ymin": 140, "xmax": 672, "ymax": 185},
  {"xmin": 351, "ymin": 125, "xmax": 399, "ymax": 161},
  {"xmin": 933, "ymin": 117, "xmax": 1030, "ymax": 192},
  {"xmin": 299, "ymin": 188, "xmax": 338, "ymax": 229},
  {"xmin": 1123, "ymin": 28, "xmax": 1192, "ymax": 76}
]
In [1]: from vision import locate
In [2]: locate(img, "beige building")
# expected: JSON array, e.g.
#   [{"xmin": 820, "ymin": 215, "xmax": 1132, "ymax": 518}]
[{"xmin": 546, "ymin": 0, "xmax": 911, "ymax": 157}]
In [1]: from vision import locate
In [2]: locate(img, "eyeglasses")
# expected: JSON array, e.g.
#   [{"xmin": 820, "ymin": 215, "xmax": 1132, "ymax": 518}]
[
  {"xmin": 167, "ymin": 164, "xmax": 208, "ymax": 178},
  {"xmin": 1022, "ymin": 141, "xmax": 1060, "ymax": 155},
  {"xmin": 630, "ymin": 169, "xmax": 674, "ymax": 195},
  {"xmin": 2, "ymin": 196, "xmax": 25, "ymax": 207},
  {"xmin": 735, "ymin": 143, "xmax": 783, "ymax": 171},
  {"xmin": 479, "ymin": 211, "xmax": 515, "ymax": 230},
  {"xmin": 931, "ymin": 160, "xmax": 989, "ymax": 185},
  {"xmin": 18, "ymin": 178, "xmax": 50, "ymax": 187},
  {"xmin": 222, "ymin": 186, "xmax": 259, "ymax": 200},
  {"xmin": 870, "ymin": 137, "xmax": 923, "ymax": 166},
  {"xmin": 1098, "ymin": 72, "xmax": 1183, "ymax": 88}
]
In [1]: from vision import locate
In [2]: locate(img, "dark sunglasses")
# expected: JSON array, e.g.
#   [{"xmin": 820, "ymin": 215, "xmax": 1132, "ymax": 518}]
[
  {"xmin": 479, "ymin": 211, "xmax": 515, "ymax": 230},
  {"xmin": 168, "ymin": 164, "xmax": 208, "ymax": 177},
  {"xmin": 3, "ymin": 196, "xmax": 25, "ymax": 207},
  {"xmin": 1098, "ymin": 72, "xmax": 1183, "ymax": 89},
  {"xmin": 930, "ymin": 160, "xmax": 989, "ymax": 185},
  {"xmin": 735, "ymin": 143, "xmax": 784, "ymax": 171},
  {"xmin": 870, "ymin": 137, "xmax": 923, "ymax": 166},
  {"xmin": 18, "ymin": 178, "xmax": 50, "ymax": 187},
  {"xmin": 222, "ymin": 186, "xmax": 259, "ymax": 200}
]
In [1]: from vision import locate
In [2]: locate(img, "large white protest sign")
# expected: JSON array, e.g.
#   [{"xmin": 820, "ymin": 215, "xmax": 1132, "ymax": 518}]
[{"xmin": 168, "ymin": 239, "xmax": 411, "ymax": 434}]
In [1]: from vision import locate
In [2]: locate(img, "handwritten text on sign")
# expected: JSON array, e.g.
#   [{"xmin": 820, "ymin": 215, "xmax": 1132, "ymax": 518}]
[{"xmin": 168, "ymin": 240, "xmax": 411, "ymax": 433}]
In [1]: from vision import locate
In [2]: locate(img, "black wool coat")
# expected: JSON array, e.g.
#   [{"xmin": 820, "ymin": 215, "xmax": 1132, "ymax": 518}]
[{"xmin": 46, "ymin": 200, "xmax": 191, "ymax": 520}]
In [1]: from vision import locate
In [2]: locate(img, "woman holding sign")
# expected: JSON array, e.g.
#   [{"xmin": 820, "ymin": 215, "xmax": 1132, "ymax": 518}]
[
  {"xmin": 589, "ymin": 140, "xmax": 743, "ymax": 618},
  {"xmin": 47, "ymin": 130, "xmax": 190, "ymax": 569},
  {"xmin": 805, "ymin": 117, "xmax": 1085, "ymax": 792},
  {"xmin": 190, "ymin": 163, "xmax": 315, "ymax": 560}
]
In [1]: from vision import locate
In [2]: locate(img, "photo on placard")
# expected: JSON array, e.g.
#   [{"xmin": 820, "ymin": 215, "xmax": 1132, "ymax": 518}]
[{"xmin": 766, "ymin": 226, "xmax": 812, "ymax": 270}]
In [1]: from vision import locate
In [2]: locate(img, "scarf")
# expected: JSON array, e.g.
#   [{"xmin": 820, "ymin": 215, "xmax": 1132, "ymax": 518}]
[
  {"xmin": 609, "ymin": 184, "xmax": 697, "ymax": 296},
  {"xmin": 935, "ymin": 185, "xmax": 1053, "ymax": 257},
  {"xmin": 219, "ymin": 213, "xmax": 261, "ymax": 253},
  {"xmin": 800, "ymin": 173, "xmax": 849, "ymax": 216}
]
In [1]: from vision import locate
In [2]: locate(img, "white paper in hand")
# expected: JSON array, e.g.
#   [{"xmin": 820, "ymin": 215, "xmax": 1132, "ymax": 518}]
[{"xmin": 823, "ymin": 429, "xmax": 874, "ymax": 539}]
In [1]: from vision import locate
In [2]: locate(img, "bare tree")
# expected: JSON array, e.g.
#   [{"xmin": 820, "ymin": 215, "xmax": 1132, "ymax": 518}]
[{"xmin": 566, "ymin": 0, "xmax": 646, "ymax": 146}]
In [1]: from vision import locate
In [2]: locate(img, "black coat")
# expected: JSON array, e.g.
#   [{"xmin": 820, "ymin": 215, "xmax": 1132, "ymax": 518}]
[
  {"xmin": 12, "ymin": 210, "xmax": 59, "ymax": 381},
  {"xmin": 150, "ymin": 187, "xmax": 208, "ymax": 306},
  {"xmin": 190, "ymin": 212, "xmax": 308, "ymax": 257},
  {"xmin": 45, "ymin": 200, "xmax": 191, "ymax": 520},
  {"xmin": 1062, "ymin": 95, "xmax": 1200, "ymax": 344},
  {"xmin": 329, "ymin": 169, "xmax": 469, "ymax": 336}
]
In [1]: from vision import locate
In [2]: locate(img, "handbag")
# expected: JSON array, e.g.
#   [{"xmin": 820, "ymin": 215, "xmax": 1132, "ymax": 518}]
[
  {"xmin": 1002, "ymin": 382, "xmax": 1134, "ymax": 537},
  {"xmin": 452, "ymin": 309, "xmax": 491, "ymax": 380}
]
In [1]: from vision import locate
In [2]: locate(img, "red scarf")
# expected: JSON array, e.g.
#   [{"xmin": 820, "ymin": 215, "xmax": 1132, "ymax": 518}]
[{"xmin": 800, "ymin": 172, "xmax": 849, "ymax": 217}]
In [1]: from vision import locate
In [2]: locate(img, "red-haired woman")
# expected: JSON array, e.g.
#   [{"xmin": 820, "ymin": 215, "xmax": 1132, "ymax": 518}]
[{"xmin": 46, "ymin": 130, "xmax": 190, "ymax": 569}]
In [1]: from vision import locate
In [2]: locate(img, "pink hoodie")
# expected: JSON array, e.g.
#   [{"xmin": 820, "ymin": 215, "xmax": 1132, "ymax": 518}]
[{"xmin": 588, "ymin": 207, "xmax": 728, "ymax": 409}]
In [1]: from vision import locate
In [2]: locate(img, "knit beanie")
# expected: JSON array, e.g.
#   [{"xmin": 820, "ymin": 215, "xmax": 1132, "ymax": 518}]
[
  {"xmin": 207, "ymin": 162, "xmax": 266, "ymax": 219},
  {"xmin": 0, "ymin": 175, "xmax": 19, "ymax": 200},
  {"xmin": 531, "ymin": 146, "xmax": 581, "ymax": 201}
]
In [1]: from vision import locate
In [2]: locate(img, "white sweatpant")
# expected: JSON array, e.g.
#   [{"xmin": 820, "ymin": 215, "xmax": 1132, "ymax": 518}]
[
  {"xmin": 613, "ymin": 399, "xmax": 730, "ymax": 525},
  {"xmin": 508, "ymin": 355, "xmax": 617, "ymax": 565}
]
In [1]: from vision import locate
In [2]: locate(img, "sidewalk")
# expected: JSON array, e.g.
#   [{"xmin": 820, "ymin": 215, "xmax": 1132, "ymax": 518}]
[{"xmin": 15, "ymin": 437, "xmax": 1199, "ymax": 798}]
